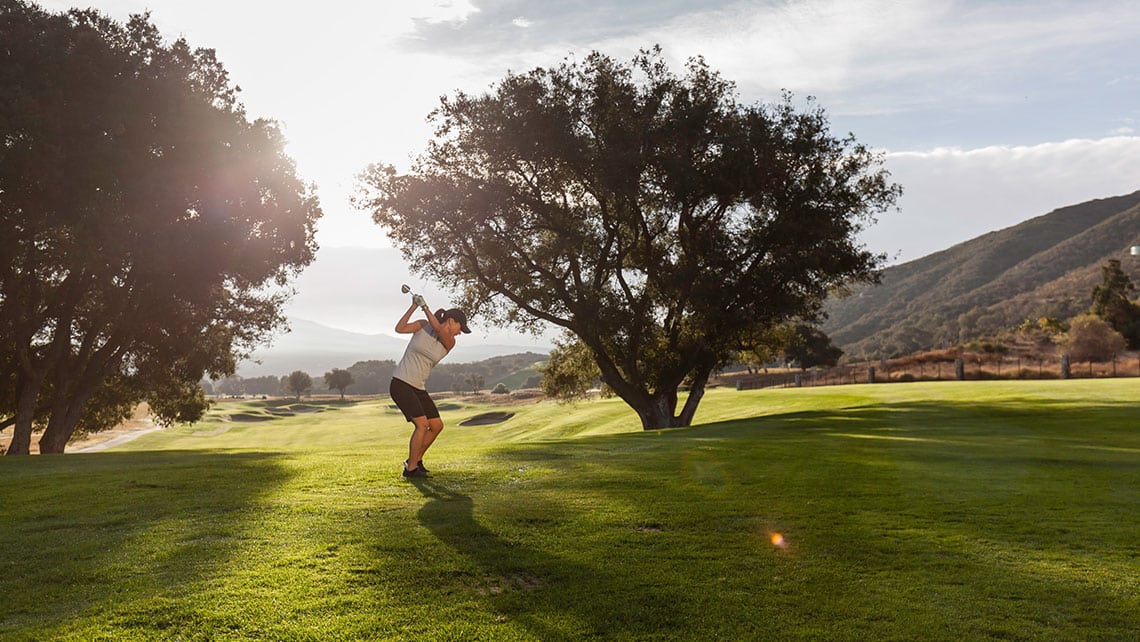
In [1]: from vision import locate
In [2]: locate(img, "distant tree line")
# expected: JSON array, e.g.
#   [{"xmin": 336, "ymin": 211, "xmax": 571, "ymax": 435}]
[{"xmin": 204, "ymin": 352, "xmax": 547, "ymax": 397}]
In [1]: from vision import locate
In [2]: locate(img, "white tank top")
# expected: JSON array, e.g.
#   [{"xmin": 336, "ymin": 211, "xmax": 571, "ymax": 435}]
[{"xmin": 391, "ymin": 325, "xmax": 450, "ymax": 390}]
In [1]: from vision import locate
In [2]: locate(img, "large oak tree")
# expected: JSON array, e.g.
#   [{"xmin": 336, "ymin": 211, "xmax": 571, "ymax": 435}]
[
  {"xmin": 1, "ymin": 2, "xmax": 321, "ymax": 453},
  {"xmin": 357, "ymin": 49, "xmax": 899, "ymax": 429}
]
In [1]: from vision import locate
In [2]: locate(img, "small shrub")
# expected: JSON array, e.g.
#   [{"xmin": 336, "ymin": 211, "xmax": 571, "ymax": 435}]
[
  {"xmin": 491, "ymin": 383, "xmax": 510, "ymax": 395},
  {"xmin": 1058, "ymin": 314, "xmax": 1127, "ymax": 362}
]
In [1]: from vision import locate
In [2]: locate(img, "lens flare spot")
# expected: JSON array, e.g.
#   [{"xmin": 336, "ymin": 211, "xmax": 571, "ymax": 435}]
[{"xmin": 770, "ymin": 532, "xmax": 787, "ymax": 548}]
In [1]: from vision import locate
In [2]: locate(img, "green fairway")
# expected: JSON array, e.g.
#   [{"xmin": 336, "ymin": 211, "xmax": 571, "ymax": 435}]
[{"xmin": 1, "ymin": 381, "xmax": 1137, "ymax": 640}]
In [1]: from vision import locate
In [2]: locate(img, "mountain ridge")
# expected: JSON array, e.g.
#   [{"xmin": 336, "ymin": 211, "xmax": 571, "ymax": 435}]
[{"xmin": 823, "ymin": 189, "xmax": 1140, "ymax": 358}]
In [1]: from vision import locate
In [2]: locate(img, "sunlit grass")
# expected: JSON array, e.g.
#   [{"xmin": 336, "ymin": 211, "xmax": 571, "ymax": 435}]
[{"xmin": 1, "ymin": 381, "xmax": 1137, "ymax": 640}]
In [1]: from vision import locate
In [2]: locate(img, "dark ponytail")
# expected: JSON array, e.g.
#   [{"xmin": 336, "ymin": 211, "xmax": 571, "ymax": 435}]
[{"xmin": 434, "ymin": 308, "xmax": 446, "ymax": 323}]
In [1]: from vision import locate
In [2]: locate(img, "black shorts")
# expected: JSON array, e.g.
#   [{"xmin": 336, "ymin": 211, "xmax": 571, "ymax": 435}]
[{"xmin": 389, "ymin": 377, "xmax": 439, "ymax": 422}]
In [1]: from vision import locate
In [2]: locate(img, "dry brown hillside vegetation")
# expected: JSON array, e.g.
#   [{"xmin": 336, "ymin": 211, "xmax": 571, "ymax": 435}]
[
  {"xmin": 824, "ymin": 190, "xmax": 1140, "ymax": 359},
  {"xmin": 723, "ymin": 343, "xmax": 1140, "ymax": 389}
]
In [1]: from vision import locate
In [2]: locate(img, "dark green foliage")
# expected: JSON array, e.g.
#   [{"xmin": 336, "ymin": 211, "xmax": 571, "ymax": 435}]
[
  {"xmin": 540, "ymin": 335, "xmax": 604, "ymax": 401},
  {"xmin": 283, "ymin": 371, "xmax": 312, "ymax": 400},
  {"xmin": 323, "ymin": 368, "xmax": 354, "ymax": 400},
  {"xmin": 825, "ymin": 191, "xmax": 1140, "ymax": 358},
  {"xmin": 0, "ymin": 2, "xmax": 320, "ymax": 452},
  {"xmin": 342, "ymin": 360, "xmax": 397, "ymax": 395},
  {"xmin": 358, "ymin": 47, "xmax": 900, "ymax": 429},
  {"xmin": 1091, "ymin": 259, "xmax": 1140, "ymax": 348},
  {"xmin": 784, "ymin": 324, "xmax": 844, "ymax": 369}
]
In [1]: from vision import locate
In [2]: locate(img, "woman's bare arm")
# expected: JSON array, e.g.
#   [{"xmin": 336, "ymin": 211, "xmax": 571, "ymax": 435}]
[
  {"xmin": 394, "ymin": 304, "xmax": 424, "ymax": 334},
  {"xmin": 422, "ymin": 306, "xmax": 456, "ymax": 351}
]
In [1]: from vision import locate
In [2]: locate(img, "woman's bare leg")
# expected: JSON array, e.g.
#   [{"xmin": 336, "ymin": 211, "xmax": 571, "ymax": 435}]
[{"xmin": 407, "ymin": 416, "xmax": 430, "ymax": 470}]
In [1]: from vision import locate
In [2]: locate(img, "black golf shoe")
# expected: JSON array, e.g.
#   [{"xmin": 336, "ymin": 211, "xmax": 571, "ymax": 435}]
[{"xmin": 402, "ymin": 465, "xmax": 429, "ymax": 479}]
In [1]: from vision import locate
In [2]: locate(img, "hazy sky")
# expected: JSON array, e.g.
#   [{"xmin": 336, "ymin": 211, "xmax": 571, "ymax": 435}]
[{"xmin": 36, "ymin": 0, "xmax": 1140, "ymax": 338}]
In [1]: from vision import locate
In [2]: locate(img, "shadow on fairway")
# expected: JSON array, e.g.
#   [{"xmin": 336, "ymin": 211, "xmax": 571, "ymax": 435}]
[
  {"xmin": 411, "ymin": 478, "xmax": 685, "ymax": 639},
  {"xmin": 0, "ymin": 451, "xmax": 294, "ymax": 638}
]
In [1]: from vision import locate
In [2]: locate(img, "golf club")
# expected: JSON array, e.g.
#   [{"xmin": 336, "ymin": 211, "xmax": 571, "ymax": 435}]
[{"xmin": 401, "ymin": 284, "xmax": 426, "ymax": 308}]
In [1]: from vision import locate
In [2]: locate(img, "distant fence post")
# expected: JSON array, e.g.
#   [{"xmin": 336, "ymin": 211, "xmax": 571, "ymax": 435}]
[
  {"xmin": 867, "ymin": 366, "xmax": 876, "ymax": 384},
  {"xmin": 795, "ymin": 373, "xmax": 803, "ymax": 388},
  {"xmin": 955, "ymin": 358, "xmax": 965, "ymax": 381},
  {"xmin": 1060, "ymin": 354, "xmax": 1071, "ymax": 379}
]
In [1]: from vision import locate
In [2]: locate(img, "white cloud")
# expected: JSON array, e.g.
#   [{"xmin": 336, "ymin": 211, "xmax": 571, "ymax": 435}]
[
  {"xmin": 596, "ymin": 0, "xmax": 1140, "ymax": 103},
  {"xmin": 416, "ymin": 0, "xmax": 481, "ymax": 25},
  {"xmin": 864, "ymin": 137, "xmax": 1140, "ymax": 264},
  {"xmin": 512, "ymin": 17, "xmax": 533, "ymax": 28}
]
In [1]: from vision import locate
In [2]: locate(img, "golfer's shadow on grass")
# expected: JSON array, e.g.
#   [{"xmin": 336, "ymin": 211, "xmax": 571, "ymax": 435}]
[
  {"xmin": 411, "ymin": 479, "xmax": 550, "ymax": 598},
  {"xmin": 410, "ymin": 478, "xmax": 682, "ymax": 638}
]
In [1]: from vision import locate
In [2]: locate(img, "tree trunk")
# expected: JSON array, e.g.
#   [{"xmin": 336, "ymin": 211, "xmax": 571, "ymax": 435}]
[
  {"xmin": 6, "ymin": 369, "xmax": 48, "ymax": 456},
  {"xmin": 38, "ymin": 394, "xmax": 89, "ymax": 454},
  {"xmin": 632, "ymin": 393, "xmax": 678, "ymax": 430},
  {"xmin": 629, "ymin": 367, "xmax": 714, "ymax": 430},
  {"xmin": 7, "ymin": 416, "xmax": 34, "ymax": 456},
  {"xmin": 37, "ymin": 422, "xmax": 72, "ymax": 454},
  {"xmin": 39, "ymin": 370, "xmax": 102, "ymax": 454},
  {"xmin": 676, "ymin": 364, "xmax": 712, "ymax": 427}
]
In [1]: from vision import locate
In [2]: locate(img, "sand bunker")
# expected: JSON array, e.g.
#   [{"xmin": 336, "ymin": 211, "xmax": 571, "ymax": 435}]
[
  {"xmin": 287, "ymin": 405, "xmax": 323, "ymax": 413},
  {"xmin": 227, "ymin": 413, "xmax": 276, "ymax": 422},
  {"xmin": 459, "ymin": 411, "xmax": 515, "ymax": 426}
]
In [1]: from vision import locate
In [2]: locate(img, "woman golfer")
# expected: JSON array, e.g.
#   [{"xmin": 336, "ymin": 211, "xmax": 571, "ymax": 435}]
[{"xmin": 390, "ymin": 293, "xmax": 470, "ymax": 478}]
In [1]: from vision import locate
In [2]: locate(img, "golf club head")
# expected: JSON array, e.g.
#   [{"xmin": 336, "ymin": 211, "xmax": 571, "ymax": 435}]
[{"xmin": 400, "ymin": 284, "xmax": 411, "ymax": 294}]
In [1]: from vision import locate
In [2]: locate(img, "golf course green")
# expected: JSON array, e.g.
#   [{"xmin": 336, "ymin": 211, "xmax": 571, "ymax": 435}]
[{"xmin": 1, "ymin": 380, "xmax": 1137, "ymax": 640}]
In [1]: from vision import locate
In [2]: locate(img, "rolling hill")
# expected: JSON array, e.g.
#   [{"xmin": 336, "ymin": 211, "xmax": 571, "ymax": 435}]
[{"xmin": 823, "ymin": 189, "xmax": 1140, "ymax": 358}]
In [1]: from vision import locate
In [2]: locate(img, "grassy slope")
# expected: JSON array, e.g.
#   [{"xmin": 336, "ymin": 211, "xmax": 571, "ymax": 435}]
[{"xmin": 1, "ymin": 382, "xmax": 1137, "ymax": 640}]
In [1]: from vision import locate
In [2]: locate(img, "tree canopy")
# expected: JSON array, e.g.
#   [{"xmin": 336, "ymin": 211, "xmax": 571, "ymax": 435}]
[
  {"xmin": 1059, "ymin": 314, "xmax": 1127, "ymax": 362},
  {"xmin": 357, "ymin": 48, "xmax": 900, "ymax": 429},
  {"xmin": 284, "ymin": 371, "xmax": 313, "ymax": 401},
  {"xmin": 324, "ymin": 368, "xmax": 354, "ymax": 400},
  {"xmin": 1, "ymin": 2, "xmax": 321, "ymax": 453},
  {"xmin": 1091, "ymin": 259, "xmax": 1140, "ymax": 348},
  {"xmin": 783, "ymin": 325, "xmax": 844, "ymax": 370}
]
